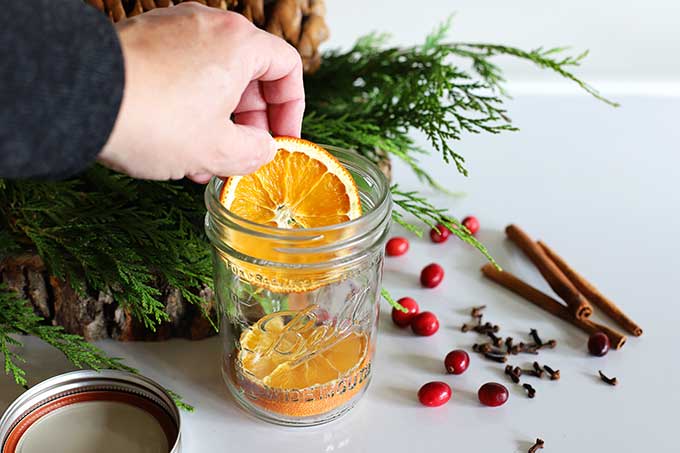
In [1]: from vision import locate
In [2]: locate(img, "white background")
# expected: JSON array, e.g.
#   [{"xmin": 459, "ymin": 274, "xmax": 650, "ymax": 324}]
[{"xmin": 326, "ymin": 0, "xmax": 680, "ymax": 91}]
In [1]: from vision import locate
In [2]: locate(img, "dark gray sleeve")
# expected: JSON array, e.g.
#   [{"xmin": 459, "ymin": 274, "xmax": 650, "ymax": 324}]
[{"xmin": 0, "ymin": 0, "xmax": 125, "ymax": 180}]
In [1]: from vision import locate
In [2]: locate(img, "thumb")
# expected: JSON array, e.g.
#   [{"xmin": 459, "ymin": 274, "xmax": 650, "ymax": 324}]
[{"xmin": 210, "ymin": 123, "xmax": 277, "ymax": 176}]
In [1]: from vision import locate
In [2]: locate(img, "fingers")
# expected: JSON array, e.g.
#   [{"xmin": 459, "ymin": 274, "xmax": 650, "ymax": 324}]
[
  {"xmin": 233, "ymin": 80, "xmax": 271, "ymax": 130},
  {"xmin": 234, "ymin": 80, "xmax": 267, "ymax": 113},
  {"xmin": 267, "ymin": 98, "xmax": 305, "ymax": 137},
  {"xmin": 206, "ymin": 122, "xmax": 277, "ymax": 176},
  {"xmin": 187, "ymin": 173, "xmax": 213, "ymax": 184},
  {"xmin": 240, "ymin": 30, "xmax": 305, "ymax": 137},
  {"xmin": 233, "ymin": 110, "xmax": 269, "ymax": 130},
  {"xmin": 234, "ymin": 76, "xmax": 304, "ymax": 136}
]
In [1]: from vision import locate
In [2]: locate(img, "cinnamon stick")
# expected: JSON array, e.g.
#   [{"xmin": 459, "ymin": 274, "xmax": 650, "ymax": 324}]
[
  {"xmin": 537, "ymin": 241, "xmax": 643, "ymax": 337},
  {"xmin": 505, "ymin": 225, "xmax": 592, "ymax": 319},
  {"xmin": 481, "ymin": 264, "xmax": 626, "ymax": 349}
]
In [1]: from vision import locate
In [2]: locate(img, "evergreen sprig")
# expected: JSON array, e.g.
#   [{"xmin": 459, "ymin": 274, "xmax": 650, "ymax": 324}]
[
  {"xmin": 0, "ymin": 167, "xmax": 212, "ymax": 330},
  {"xmin": 0, "ymin": 284, "xmax": 134, "ymax": 386},
  {"xmin": 448, "ymin": 43, "xmax": 620, "ymax": 107},
  {"xmin": 303, "ymin": 19, "xmax": 615, "ymax": 180},
  {"xmin": 381, "ymin": 288, "xmax": 406, "ymax": 313},
  {"xmin": 0, "ymin": 284, "xmax": 194, "ymax": 410},
  {"xmin": 390, "ymin": 185, "xmax": 497, "ymax": 267}
]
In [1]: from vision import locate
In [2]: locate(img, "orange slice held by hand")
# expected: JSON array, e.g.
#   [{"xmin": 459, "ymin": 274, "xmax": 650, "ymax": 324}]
[{"xmin": 219, "ymin": 137, "xmax": 362, "ymax": 228}]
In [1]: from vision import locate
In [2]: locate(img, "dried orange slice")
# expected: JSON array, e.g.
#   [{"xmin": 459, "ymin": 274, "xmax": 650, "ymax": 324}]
[
  {"xmin": 235, "ymin": 307, "xmax": 371, "ymax": 417},
  {"xmin": 220, "ymin": 137, "xmax": 362, "ymax": 228}
]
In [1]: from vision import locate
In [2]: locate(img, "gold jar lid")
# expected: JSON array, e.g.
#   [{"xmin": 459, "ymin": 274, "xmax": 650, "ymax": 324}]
[{"xmin": 0, "ymin": 370, "xmax": 181, "ymax": 453}]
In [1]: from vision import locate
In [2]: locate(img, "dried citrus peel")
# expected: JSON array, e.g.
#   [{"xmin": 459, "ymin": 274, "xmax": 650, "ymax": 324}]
[{"xmin": 220, "ymin": 136, "xmax": 362, "ymax": 228}]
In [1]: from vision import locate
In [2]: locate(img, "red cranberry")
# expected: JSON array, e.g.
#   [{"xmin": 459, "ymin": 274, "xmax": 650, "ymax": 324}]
[
  {"xmin": 418, "ymin": 381, "xmax": 452, "ymax": 407},
  {"xmin": 478, "ymin": 382, "xmax": 509, "ymax": 407},
  {"xmin": 391, "ymin": 297, "xmax": 419, "ymax": 328},
  {"xmin": 429, "ymin": 223, "xmax": 451, "ymax": 243},
  {"xmin": 411, "ymin": 311, "xmax": 439, "ymax": 336},
  {"xmin": 462, "ymin": 216, "xmax": 480, "ymax": 235},
  {"xmin": 420, "ymin": 263, "xmax": 444, "ymax": 288},
  {"xmin": 385, "ymin": 237, "xmax": 409, "ymax": 256},
  {"xmin": 444, "ymin": 350, "xmax": 470, "ymax": 375},
  {"xmin": 588, "ymin": 332, "xmax": 610, "ymax": 356}
]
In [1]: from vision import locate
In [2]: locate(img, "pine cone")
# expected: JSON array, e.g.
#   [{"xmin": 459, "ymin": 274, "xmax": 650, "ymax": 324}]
[{"xmin": 84, "ymin": 0, "xmax": 328, "ymax": 73}]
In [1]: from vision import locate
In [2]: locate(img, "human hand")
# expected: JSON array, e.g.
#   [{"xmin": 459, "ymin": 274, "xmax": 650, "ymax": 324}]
[{"xmin": 98, "ymin": 3, "xmax": 304, "ymax": 183}]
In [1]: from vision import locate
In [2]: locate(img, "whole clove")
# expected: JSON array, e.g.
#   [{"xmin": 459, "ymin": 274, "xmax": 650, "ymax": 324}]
[
  {"xmin": 523, "ymin": 383, "xmax": 536, "ymax": 398},
  {"xmin": 521, "ymin": 363, "xmax": 544, "ymax": 378},
  {"xmin": 472, "ymin": 343, "xmax": 493, "ymax": 354},
  {"xmin": 529, "ymin": 328, "xmax": 543, "ymax": 346},
  {"xmin": 528, "ymin": 438, "xmax": 545, "ymax": 453},
  {"xmin": 544, "ymin": 365, "xmax": 560, "ymax": 381},
  {"xmin": 510, "ymin": 342, "xmax": 539, "ymax": 355},
  {"xmin": 463, "ymin": 305, "xmax": 487, "ymax": 332},
  {"xmin": 533, "ymin": 361, "xmax": 544, "ymax": 374},
  {"xmin": 504, "ymin": 365, "xmax": 521, "ymax": 384},
  {"xmin": 599, "ymin": 370, "xmax": 618, "ymax": 386},
  {"xmin": 474, "ymin": 322, "xmax": 500, "ymax": 334},
  {"xmin": 471, "ymin": 305, "xmax": 486, "ymax": 318},
  {"xmin": 511, "ymin": 366, "xmax": 526, "ymax": 383},
  {"xmin": 461, "ymin": 323, "xmax": 476, "ymax": 333},
  {"xmin": 510, "ymin": 343, "xmax": 522, "ymax": 355},
  {"xmin": 544, "ymin": 339, "xmax": 558, "ymax": 348},
  {"xmin": 483, "ymin": 352, "xmax": 508, "ymax": 363},
  {"xmin": 487, "ymin": 331, "xmax": 503, "ymax": 347},
  {"xmin": 527, "ymin": 343, "xmax": 541, "ymax": 354},
  {"xmin": 505, "ymin": 336, "xmax": 514, "ymax": 353},
  {"xmin": 523, "ymin": 343, "xmax": 540, "ymax": 355},
  {"xmin": 535, "ymin": 339, "xmax": 557, "ymax": 350}
]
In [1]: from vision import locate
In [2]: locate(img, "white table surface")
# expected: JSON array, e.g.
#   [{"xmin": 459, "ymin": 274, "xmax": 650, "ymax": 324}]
[{"xmin": 2, "ymin": 95, "xmax": 678, "ymax": 452}]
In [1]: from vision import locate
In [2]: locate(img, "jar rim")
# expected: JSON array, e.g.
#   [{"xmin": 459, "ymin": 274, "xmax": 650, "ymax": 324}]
[{"xmin": 204, "ymin": 145, "xmax": 391, "ymax": 240}]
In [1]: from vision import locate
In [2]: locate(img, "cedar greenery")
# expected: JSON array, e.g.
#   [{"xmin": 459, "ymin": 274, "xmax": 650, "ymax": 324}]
[
  {"xmin": 1, "ymin": 167, "xmax": 213, "ymax": 330},
  {"xmin": 0, "ymin": 284, "xmax": 134, "ymax": 386},
  {"xmin": 0, "ymin": 20, "xmax": 613, "ymax": 402},
  {"xmin": 0, "ymin": 285, "xmax": 194, "ymax": 410}
]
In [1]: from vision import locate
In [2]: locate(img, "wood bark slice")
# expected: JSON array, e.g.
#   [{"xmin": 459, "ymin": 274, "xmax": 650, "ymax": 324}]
[{"xmin": 0, "ymin": 255, "xmax": 217, "ymax": 342}]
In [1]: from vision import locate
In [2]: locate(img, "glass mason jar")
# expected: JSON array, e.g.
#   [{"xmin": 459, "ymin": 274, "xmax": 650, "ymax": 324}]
[{"xmin": 204, "ymin": 146, "xmax": 391, "ymax": 426}]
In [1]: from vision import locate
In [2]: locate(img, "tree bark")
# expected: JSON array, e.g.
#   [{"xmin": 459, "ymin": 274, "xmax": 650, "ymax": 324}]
[{"xmin": 0, "ymin": 254, "xmax": 217, "ymax": 341}]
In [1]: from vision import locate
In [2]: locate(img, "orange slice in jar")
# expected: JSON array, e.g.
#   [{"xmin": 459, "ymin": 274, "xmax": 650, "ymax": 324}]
[
  {"xmin": 217, "ymin": 137, "xmax": 363, "ymax": 293},
  {"xmin": 236, "ymin": 308, "xmax": 371, "ymax": 417},
  {"xmin": 219, "ymin": 136, "xmax": 362, "ymax": 228}
]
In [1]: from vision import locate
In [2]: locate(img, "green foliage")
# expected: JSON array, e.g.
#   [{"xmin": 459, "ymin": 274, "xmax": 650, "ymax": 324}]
[
  {"xmin": 448, "ymin": 43, "xmax": 619, "ymax": 106},
  {"xmin": 0, "ymin": 167, "xmax": 212, "ymax": 330},
  {"xmin": 381, "ymin": 288, "xmax": 406, "ymax": 313},
  {"xmin": 303, "ymin": 19, "xmax": 615, "ymax": 180},
  {"xmin": 390, "ymin": 185, "xmax": 497, "ymax": 268},
  {"xmin": 0, "ymin": 284, "xmax": 193, "ymax": 410},
  {"xmin": 0, "ymin": 284, "xmax": 134, "ymax": 387},
  {"xmin": 165, "ymin": 388, "xmax": 195, "ymax": 412}
]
